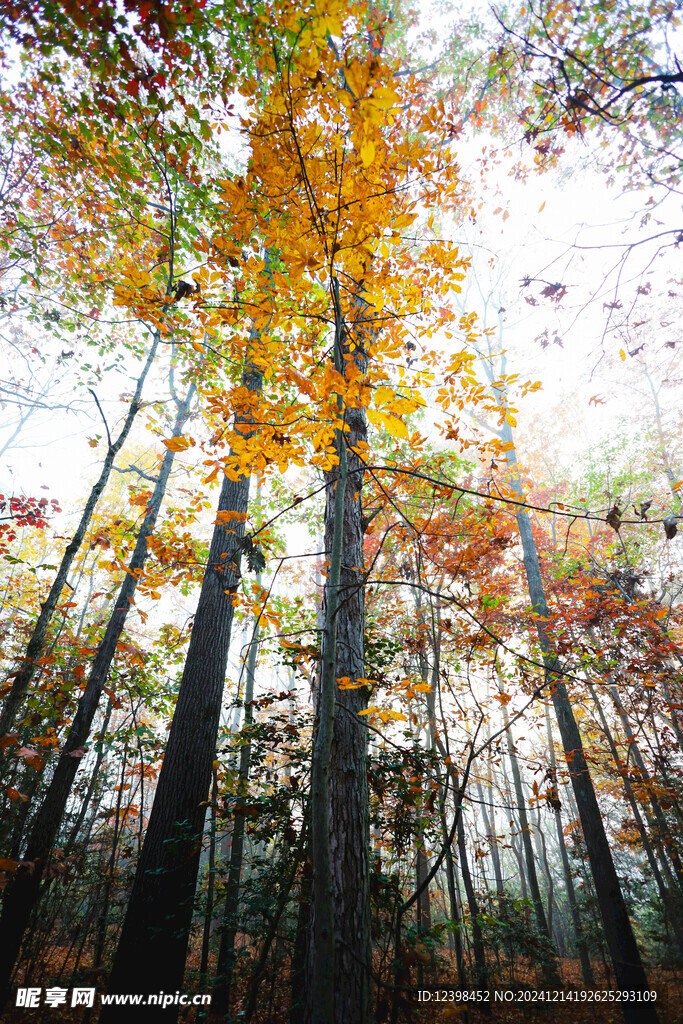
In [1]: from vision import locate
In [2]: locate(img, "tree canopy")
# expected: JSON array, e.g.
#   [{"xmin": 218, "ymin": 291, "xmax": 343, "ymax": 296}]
[{"xmin": 0, "ymin": 1, "xmax": 681, "ymax": 1023}]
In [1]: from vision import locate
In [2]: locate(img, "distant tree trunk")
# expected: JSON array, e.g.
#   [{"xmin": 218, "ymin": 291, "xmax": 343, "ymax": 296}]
[
  {"xmin": 497, "ymin": 676, "xmax": 561, "ymax": 984},
  {"xmin": 0, "ymin": 334, "xmax": 159, "ymax": 740},
  {"xmin": 476, "ymin": 780, "xmax": 504, "ymax": 900},
  {"xmin": 510, "ymin": 832, "xmax": 528, "ymax": 901},
  {"xmin": 456, "ymin": 814, "xmax": 489, "ymax": 995},
  {"xmin": 93, "ymin": 741, "xmax": 129, "ymax": 971},
  {"xmin": 608, "ymin": 684, "xmax": 683, "ymax": 891},
  {"xmin": 63, "ymin": 697, "xmax": 113, "ymax": 855},
  {"xmin": 413, "ymin": 588, "xmax": 433, "ymax": 957},
  {"xmin": 512, "ymin": 496, "xmax": 658, "ymax": 1022},
  {"xmin": 199, "ymin": 765, "xmax": 219, "ymax": 996},
  {"xmin": 588, "ymin": 684, "xmax": 683, "ymax": 916},
  {"xmin": 544, "ymin": 705, "xmax": 595, "ymax": 986},
  {"xmin": 212, "ymin": 591, "xmax": 262, "ymax": 1012},
  {"xmin": 416, "ymin": 844, "xmax": 432, "ymax": 935},
  {"xmin": 291, "ymin": 855, "xmax": 312, "ymax": 1024},
  {"xmin": 102, "ymin": 365, "xmax": 262, "ymax": 1022},
  {"xmin": 532, "ymin": 805, "xmax": 555, "ymax": 947},
  {"xmin": 0, "ymin": 378, "xmax": 193, "ymax": 1011},
  {"xmin": 442, "ymin": 815, "xmax": 468, "ymax": 989}
]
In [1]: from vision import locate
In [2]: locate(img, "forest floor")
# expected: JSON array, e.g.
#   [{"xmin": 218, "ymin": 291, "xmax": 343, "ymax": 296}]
[{"xmin": 2, "ymin": 955, "xmax": 681, "ymax": 1023}]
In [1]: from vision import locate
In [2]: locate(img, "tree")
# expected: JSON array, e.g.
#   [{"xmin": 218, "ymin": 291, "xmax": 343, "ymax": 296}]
[{"xmin": 0, "ymin": 373, "xmax": 195, "ymax": 1008}]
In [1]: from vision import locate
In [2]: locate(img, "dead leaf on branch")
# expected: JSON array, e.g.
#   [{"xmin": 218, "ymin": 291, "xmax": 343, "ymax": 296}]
[
  {"xmin": 664, "ymin": 516, "xmax": 678, "ymax": 540},
  {"xmin": 606, "ymin": 505, "xmax": 622, "ymax": 531}
]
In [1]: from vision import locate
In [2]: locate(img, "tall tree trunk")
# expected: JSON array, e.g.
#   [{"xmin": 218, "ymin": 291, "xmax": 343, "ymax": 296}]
[
  {"xmin": 0, "ymin": 378, "xmax": 193, "ymax": 1010},
  {"xmin": 102, "ymin": 366, "xmax": 262, "ymax": 1022},
  {"xmin": 473, "ymin": 328, "xmax": 657, "ymax": 1018},
  {"xmin": 0, "ymin": 334, "xmax": 159, "ymax": 740},
  {"xmin": 306, "ymin": 278, "xmax": 371, "ymax": 1024},
  {"xmin": 310, "ymin": 393, "xmax": 348, "ymax": 1024}
]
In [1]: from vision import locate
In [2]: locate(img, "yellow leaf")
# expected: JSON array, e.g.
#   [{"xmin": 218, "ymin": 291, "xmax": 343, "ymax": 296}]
[
  {"xmin": 619, "ymin": 349, "xmax": 626, "ymax": 361},
  {"xmin": 367, "ymin": 408, "xmax": 408, "ymax": 440},
  {"xmin": 123, "ymin": 269, "xmax": 151, "ymax": 289},
  {"xmin": 413, "ymin": 682, "xmax": 431, "ymax": 693},
  {"xmin": 360, "ymin": 139, "xmax": 375, "ymax": 167},
  {"xmin": 370, "ymin": 85, "xmax": 399, "ymax": 109},
  {"xmin": 345, "ymin": 59, "xmax": 365, "ymax": 98},
  {"xmin": 374, "ymin": 385, "xmax": 395, "ymax": 407},
  {"xmin": 162, "ymin": 436, "xmax": 195, "ymax": 452},
  {"xmin": 393, "ymin": 213, "xmax": 417, "ymax": 230}
]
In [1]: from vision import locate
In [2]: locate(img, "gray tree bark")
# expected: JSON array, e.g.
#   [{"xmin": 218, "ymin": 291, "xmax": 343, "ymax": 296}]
[{"xmin": 306, "ymin": 279, "xmax": 371, "ymax": 1024}]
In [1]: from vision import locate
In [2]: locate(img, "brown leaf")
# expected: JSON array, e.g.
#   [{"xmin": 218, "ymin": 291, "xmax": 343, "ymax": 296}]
[
  {"xmin": 606, "ymin": 505, "xmax": 622, "ymax": 531},
  {"xmin": 633, "ymin": 500, "xmax": 652, "ymax": 521},
  {"xmin": 664, "ymin": 516, "xmax": 678, "ymax": 540}
]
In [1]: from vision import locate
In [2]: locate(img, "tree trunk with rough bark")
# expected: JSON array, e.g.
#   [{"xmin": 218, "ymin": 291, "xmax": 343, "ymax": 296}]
[
  {"xmin": 306, "ymin": 280, "xmax": 371, "ymax": 1024},
  {"xmin": 102, "ymin": 370, "xmax": 261, "ymax": 1023}
]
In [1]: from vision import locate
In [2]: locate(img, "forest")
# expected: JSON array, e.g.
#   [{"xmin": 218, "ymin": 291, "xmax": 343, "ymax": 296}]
[{"xmin": 0, "ymin": 0, "xmax": 681, "ymax": 1022}]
